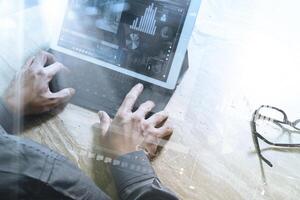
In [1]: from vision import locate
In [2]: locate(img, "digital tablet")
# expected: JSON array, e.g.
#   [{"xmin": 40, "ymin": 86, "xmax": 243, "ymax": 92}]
[{"xmin": 51, "ymin": 0, "xmax": 201, "ymax": 89}]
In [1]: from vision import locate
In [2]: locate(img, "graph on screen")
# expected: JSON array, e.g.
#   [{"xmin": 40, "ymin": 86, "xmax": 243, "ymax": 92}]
[{"xmin": 130, "ymin": 3, "xmax": 157, "ymax": 35}]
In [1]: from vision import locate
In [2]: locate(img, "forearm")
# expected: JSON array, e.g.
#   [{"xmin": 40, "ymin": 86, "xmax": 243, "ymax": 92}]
[{"xmin": 111, "ymin": 151, "xmax": 178, "ymax": 200}]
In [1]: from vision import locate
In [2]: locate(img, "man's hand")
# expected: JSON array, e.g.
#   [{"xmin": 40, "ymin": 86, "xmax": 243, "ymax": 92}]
[
  {"xmin": 3, "ymin": 51, "xmax": 75, "ymax": 115},
  {"xmin": 98, "ymin": 84, "xmax": 173, "ymax": 159}
]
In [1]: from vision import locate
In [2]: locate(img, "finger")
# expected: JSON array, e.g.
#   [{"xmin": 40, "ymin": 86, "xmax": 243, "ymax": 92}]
[
  {"xmin": 31, "ymin": 51, "xmax": 55, "ymax": 68},
  {"xmin": 147, "ymin": 111, "xmax": 168, "ymax": 127},
  {"xmin": 143, "ymin": 135, "xmax": 159, "ymax": 158},
  {"xmin": 98, "ymin": 111, "xmax": 111, "ymax": 135},
  {"xmin": 44, "ymin": 62, "xmax": 65, "ymax": 81},
  {"xmin": 40, "ymin": 106, "xmax": 52, "ymax": 114},
  {"xmin": 155, "ymin": 126, "xmax": 173, "ymax": 138},
  {"xmin": 117, "ymin": 83, "xmax": 143, "ymax": 114},
  {"xmin": 145, "ymin": 145, "xmax": 157, "ymax": 159},
  {"xmin": 48, "ymin": 88, "xmax": 75, "ymax": 105},
  {"xmin": 134, "ymin": 101, "xmax": 155, "ymax": 118},
  {"xmin": 23, "ymin": 56, "xmax": 35, "ymax": 68}
]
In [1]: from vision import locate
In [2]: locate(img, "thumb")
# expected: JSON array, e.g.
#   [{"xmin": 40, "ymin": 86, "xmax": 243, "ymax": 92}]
[
  {"xmin": 98, "ymin": 111, "xmax": 111, "ymax": 136},
  {"xmin": 49, "ymin": 88, "xmax": 75, "ymax": 104}
]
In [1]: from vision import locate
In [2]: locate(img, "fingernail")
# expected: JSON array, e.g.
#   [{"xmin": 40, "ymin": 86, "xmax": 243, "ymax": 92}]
[
  {"xmin": 137, "ymin": 83, "xmax": 143, "ymax": 90},
  {"xmin": 98, "ymin": 111, "xmax": 103, "ymax": 119},
  {"xmin": 146, "ymin": 100, "xmax": 153, "ymax": 105},
  {"xmin": 150, "ymin": 101, "xmax": 155, "ymax": 108},
  {"xmin": 69, "ymin": 88, "xmax": 75, "ymax": 95},
  {"xmin": 161, "ymin": 111, "xmax": 168, "ymax": 116}
]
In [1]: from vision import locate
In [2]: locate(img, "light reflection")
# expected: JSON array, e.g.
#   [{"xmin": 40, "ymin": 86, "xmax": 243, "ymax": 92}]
[
  {"xmin": 40, "ymin": 0, "xmax": 68, "ymax": 34},
  {"xmin": 189, "ymin": 185, "xmax": 195, "ymax": 190},
  {"xmin": 0, "ymin": 18, "xmax": 17, "ymax": 29},
  {"xmin": 233, "ymin": 0, "xmax": 300, "ymax": 107},
  {"xmin": 179, "ymin": 168, "xmax": 184, "ymax": 175},
  {"xmin": 0, "ymin": 1, "xmax": 15, "ymax": 17}
]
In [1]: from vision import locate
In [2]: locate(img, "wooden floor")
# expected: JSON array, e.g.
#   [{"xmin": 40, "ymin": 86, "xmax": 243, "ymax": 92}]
[{"xmin": 1, "ymin": 1, "xmax": 300, "ymax": 199}]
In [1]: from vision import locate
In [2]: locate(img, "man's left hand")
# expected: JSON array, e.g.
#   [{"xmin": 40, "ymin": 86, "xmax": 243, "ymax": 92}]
[{"xmin": 3, "ymin": 51, "xmax": 75, "ymax": 115}]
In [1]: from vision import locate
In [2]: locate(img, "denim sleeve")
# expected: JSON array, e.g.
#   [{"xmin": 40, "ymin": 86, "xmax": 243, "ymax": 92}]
[
  {"xmin": 110, "ymin": 151, "xmax": 179, "ymax": 200},
  {"xmin": 0, "ymin": 131, "xmax": 111, "ymax": 200}
]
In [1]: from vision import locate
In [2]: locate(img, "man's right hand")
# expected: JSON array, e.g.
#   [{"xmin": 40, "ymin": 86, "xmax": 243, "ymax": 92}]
[
  {"xmin": 3, "ymin": 51, "xmax": 75, "ymax": 115},
  {"xmin": 98, "ymin": 84, "xmax": 173, "ymax": 159}
]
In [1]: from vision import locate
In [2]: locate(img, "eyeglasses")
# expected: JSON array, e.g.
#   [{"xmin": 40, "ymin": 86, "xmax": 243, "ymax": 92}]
[{"xmin": 251, "ymin": 105, "xmax": 300, "ymax": 167}]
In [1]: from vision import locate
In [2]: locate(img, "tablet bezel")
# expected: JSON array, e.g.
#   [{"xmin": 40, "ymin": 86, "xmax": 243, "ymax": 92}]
[{"xmin": 51, "ymin": 0, "xmax": 201, "ymax": 90}]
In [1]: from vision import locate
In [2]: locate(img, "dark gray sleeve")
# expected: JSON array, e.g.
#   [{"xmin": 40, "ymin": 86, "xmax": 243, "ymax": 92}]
[
  {"xmin": 0, "ymin": 99, "xmax": 177, "ymax": 199},
  {"xmin": 0, "ymin": 98, "xmax": 14, "ymax": 133},
  {"xmin": 0, "ymin": 99, "xmax": 110, "ymax": 199},
  {"xmin": 0, "ymin": 130, "xmax": 111, "ymax": 200},
  {"xmin": 110, "ymin": 151, "xmax": 179, "ymax": 200}
]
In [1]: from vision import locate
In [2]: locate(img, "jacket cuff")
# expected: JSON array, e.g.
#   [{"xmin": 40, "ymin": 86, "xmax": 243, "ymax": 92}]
[
  {"xmin": 0, "ymin": 98, "xmax": 14, "ymax": 133},
  {"xmin": 110, "ymin": 151, "xmax": 156, "ymax": 194}
]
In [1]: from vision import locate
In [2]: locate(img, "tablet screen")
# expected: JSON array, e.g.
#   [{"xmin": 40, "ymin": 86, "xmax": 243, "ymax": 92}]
[{"xmin": 57, "ymin": 0, "xmax": 191, "ymax": 82}]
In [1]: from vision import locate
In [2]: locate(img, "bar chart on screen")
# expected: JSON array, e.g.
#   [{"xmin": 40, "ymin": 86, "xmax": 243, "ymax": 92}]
[{"xmin": 130, "ymin": 3, "xmax": 157, "ymax": 35}]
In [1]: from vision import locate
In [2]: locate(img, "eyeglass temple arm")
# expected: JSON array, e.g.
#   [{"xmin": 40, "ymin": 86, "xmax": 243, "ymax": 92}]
[{"xmin": 251, "ymin": 120, "xmax": 273, "ymax": 167}]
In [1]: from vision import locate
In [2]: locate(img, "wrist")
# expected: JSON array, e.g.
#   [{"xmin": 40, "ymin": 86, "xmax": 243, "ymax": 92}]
[
  {"xmin": 2, "ymin": 95, "xmax": 20, "ymax": 115},
  {"xmin": 113, "ymin": 149, "xmax": 136, "ymax": 158},
  {"xmin": 1, "ymin": 95, "xmax": 14, "ymax": 114},
  {"xmin": 2, "ymin": 89, "xmax": 28, "ymax": 115}
]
